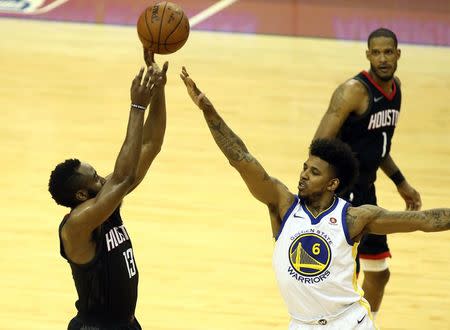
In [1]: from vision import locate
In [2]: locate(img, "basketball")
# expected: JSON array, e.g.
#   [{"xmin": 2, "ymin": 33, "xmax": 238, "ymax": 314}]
[{"xmin": 137, "ymin": 1, "xmax": 190, "ymax": 55}]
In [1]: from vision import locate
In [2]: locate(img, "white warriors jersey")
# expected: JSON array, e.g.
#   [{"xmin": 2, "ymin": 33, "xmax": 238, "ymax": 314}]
[{"xmin": 272, "ymin": 196, "xmax": 369, "ymax": 322}]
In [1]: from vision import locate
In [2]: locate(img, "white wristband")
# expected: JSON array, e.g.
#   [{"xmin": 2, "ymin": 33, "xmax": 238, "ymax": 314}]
[{"xmin": 131, "ymin": 103, "xmax": 146, "ymax": 111}]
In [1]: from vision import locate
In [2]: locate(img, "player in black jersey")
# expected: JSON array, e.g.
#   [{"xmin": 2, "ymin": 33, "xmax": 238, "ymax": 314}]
[
  {"xmin": 48, "ymin": 51, "xmax": 168, "ymax": 329},
  {"xmin": 313, "ymin": 28, "xmax": 422, "ymax": 319}
]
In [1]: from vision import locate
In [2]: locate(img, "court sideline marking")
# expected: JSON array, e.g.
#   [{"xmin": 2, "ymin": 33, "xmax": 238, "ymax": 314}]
[
  {"xmin": 0, "ymin": 0, "xmax": 69, "ymax": 14},
  {"xmin": 189, "ymin": 0, "xmax": 239, "ymax": 27},
  {"xmin": 1, "ymin": 0, "xmax": 236, "ymax": 22}
]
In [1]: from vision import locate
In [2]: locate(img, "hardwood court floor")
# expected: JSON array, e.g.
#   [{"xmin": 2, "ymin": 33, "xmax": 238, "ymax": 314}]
[{"xmin": 0, "ymin": 18, "xmax": 449, "ymax": 330}]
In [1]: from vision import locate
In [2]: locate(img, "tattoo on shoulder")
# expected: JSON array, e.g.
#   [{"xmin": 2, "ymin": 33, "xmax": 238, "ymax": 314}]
[
  {"xmin": 347, "ymin": 209, "xmax": 358, "ymax": 225},
  {"xmin": 328, "ymin": 86, "xmax": 346, "ymax": 115}
]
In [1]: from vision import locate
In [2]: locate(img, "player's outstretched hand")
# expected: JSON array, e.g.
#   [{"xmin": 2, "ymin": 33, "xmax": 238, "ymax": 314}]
[
  {"xmin": 180, "ymin": 67, "xmax": 213, "ymax": 111},
  {"xmin": 130, "ymin": 67, "xmax": 156, "ymax": 109}
]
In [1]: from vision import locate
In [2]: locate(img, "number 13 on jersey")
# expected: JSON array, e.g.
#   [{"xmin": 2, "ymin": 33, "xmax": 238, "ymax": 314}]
[{"xmin": 123, "ymin": 248, "xmax": 137, "ymax": 278}]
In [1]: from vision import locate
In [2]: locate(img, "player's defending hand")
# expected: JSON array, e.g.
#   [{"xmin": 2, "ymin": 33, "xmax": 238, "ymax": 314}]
[
  {"xmin": 397, "ymin": 181, "xmax": 422, "ymax": 211},
  {"xmin": 130, "ymin": 67, "xmax": 156, "ymax": 109},
  {"xmin": 180, "ymin": 67, "xmax": 213, "ymax": 111}
]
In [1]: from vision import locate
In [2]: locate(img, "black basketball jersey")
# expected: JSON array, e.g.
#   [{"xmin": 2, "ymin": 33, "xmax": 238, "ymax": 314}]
[
  {"xmin": 339, "ymin": 71, "xmax": 401, "ymax": 186},
  {"xmin": 59, "ymin": 207, "xmax": 139, "ymax": 326}
]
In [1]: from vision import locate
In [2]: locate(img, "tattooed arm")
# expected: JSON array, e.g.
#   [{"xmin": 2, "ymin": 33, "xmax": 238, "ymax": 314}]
[
  {"xmin": 180, "ymin": 67, "xmax": 295, "ymax": 226},
  {"xmin": 346, "ymin": 205, "xmax": 450, "ymax": 240},
  {"xmin": 200, "ymin": 101, "xmax": 293, "ymax": 206},
  {"xmin": 313, "ymin": 79, "xmax": 368, "ymax": 139}
]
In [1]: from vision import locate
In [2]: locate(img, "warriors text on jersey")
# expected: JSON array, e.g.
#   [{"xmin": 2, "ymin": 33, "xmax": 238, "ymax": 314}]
[
  {"xmin": 272, "ymin": 196, "xmax": 370, "ymax": 322},
  {"xmin": 59, "ymin": 207, "xmax": 139, "ymax": 326},
  {"xmin": 339, "ymin": 71, "xmax": 401, "ymax": 185}
]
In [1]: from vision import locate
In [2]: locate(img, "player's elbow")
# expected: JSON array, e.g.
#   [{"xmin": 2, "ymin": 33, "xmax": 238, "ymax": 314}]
[
  {"xmin": 121, "ymin": 174, "xmax": 137, "ymax": 188},
  {"xmin": 149, "ymin": 144, "xmax": 162, "ymax": 159},
  {"xmin": 113, "ymin": 170, "xmax": 137, "ymax": 186},
  {"xmin": 144, "ymin": 141, "xmax": 163, "ymax": 156}
]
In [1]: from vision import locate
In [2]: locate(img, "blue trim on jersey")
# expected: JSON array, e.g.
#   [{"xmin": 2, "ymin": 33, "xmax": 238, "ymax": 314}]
[
  {"xmin": 300, "ymin": 197, "xmax": 339, "ymax": 225},
  {"xmin": 341, "ymin": 201, "xmax": 354, "ymax": 246},
  {"xmin": 275, "ymin": 196, "xmax": 299, "ymax": 241}
]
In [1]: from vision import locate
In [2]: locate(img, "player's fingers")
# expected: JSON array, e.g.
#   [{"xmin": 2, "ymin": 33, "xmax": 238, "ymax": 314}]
[
  {"xmin": 189, "ymin": 80, "xmax": 198, "ymax": 91},
  {"xmin": 153, "ymin": 76, "xmax": 163, "ymax": 87},
  {"xmin": 180, "ymin": 76, "xmax": 194, "ymax": 92},
  {"xmin": 416, "ymin": 195, "xmax": 422, "ymax": 210},
  {"xmin": 143, "ymin": 70, "xmax": 153, "ymax": 86},
  {"xmin": 133, "ymin": 67, "xmax": 145, "ymax": 86},
  {"xmin": 148, "ymin": 65, "xmax": 155, "ymax": 76},
  {"xmin": 182, "ymin": 66, "xmax": 188, "ymax": 77},
  {"xmin": 143, "ymin": 48, "xmax": 155, "ymax": 66},
  {"xmin": 142, "ymin": 68, "xmax": 152, "ymax": 86},
  {"xmin": 151, "ymin": 61, "xmax": 160, "ymax": 73},
  {"xmin": 149, "ymin": 71, "xmax": 158, "ymax": 86},
  {"xmin": 136, "ymin": 67, "xmax": 145, "ymax": 79},
  {"xmin": 162, "ymin": 61, "xmax": 169, "ymax": 74},
  {"xmin": 181, "ymin": 74, "xmax": 194, "ymax": 89},
  {"xmin": 149, "ymin": 83, "xmax": 155, "ymax": 95},
  {"xmin": 143, "ymin": 48, "xmax": 148, "ymax": 64},
  {"xmin": 180, "ymin": 73, "xmax": 188, "ymax": 86}
]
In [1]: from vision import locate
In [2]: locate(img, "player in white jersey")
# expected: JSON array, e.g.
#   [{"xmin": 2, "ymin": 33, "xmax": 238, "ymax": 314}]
[
  {"xmin": 273, "ymin": 195, "xmax": 373, "ymax": 329},
  {"xmin": 180, "ymin": 67, "xmax": 450, "ymax": 329}
]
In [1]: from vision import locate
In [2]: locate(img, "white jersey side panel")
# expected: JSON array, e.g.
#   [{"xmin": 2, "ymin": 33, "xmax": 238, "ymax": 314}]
[{"xmin": 272, "ymin": 196, "xmax": 367, "ymax": 322}]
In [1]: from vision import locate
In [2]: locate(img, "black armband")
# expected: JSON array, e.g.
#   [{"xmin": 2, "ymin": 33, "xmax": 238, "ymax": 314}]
[{"xmin": 390, "ymin": 170, "xmax": 405, "ymax": 186}]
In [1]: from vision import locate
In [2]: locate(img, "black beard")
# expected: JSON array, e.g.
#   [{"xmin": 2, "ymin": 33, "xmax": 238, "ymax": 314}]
[
  {"xmin": 370, "ymin": 63, "xmax": 396, "ymax": 82},
  {"xmin": 298, "ymin": 190, "xmax": 322, "ymax": 204}
]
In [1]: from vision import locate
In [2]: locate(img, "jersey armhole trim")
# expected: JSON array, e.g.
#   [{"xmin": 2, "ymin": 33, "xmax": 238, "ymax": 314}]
[
  {"xmin": 341, "ymin": 202, "xmax": 354, "ymax": 246},
  {"xmin": 60, "ymin": 216, "xmax": 105, "ymax": 269},
  {"xmin": 350, "ymin": 75, "xmax": 373, "ymax": 121},
  {"xmin": 275, "ymin": 196, "xmax": 299, "ymax": 241}
]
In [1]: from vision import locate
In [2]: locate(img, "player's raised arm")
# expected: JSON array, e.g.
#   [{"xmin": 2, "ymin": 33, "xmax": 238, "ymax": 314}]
[
  {"xmin": 313, "ymin": 80, "xmax": 367, "ymax": 139},
  {"xmin": 64, "ymin": 67, "xmax": 154, "ymax": 238},
  {"xmin": 127, "ymin": 53, "xmax": 169, "ymax": 193},
  {"xmin": 180, "ymin": 67, "xmax": 294, "ymax": 212}
]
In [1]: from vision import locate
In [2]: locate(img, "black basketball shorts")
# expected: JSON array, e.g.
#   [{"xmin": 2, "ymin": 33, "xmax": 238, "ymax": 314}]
[
  {"xmin": 343, "ymin": 183, "xmax": 391, "ymax": 259},
  {"xmin": 68, "ymin": 315, "xmax": 142, "ymax": 330}
]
